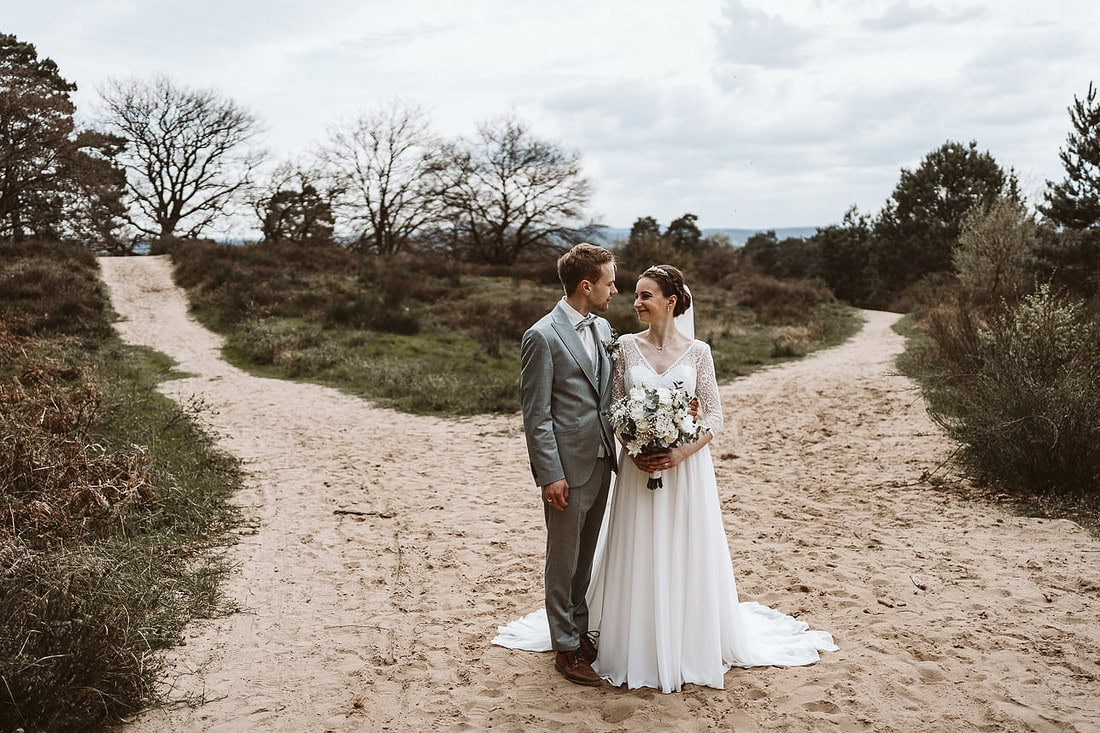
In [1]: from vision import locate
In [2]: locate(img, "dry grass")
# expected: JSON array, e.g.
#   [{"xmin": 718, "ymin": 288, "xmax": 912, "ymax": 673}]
[{"xmin": 0, "ymin": 241, "xmax": 242, "ymax": 731}]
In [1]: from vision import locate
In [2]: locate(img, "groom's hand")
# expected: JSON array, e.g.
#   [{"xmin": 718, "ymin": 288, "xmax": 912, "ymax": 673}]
[
  {"xmin": 544, "ymin": 479, "xmax": 569, "ymax": 511},
  {"xmin": 633, "ymin": 452, "xmax": 667, "ymax": 473}
]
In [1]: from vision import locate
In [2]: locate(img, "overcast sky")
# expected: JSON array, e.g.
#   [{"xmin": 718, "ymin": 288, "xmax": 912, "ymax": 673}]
[{"xmin": 5, "ymin": 1, "xmax": 1099, "ymax": 232}]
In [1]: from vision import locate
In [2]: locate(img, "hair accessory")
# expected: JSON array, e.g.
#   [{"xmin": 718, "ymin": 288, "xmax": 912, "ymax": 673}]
[{"xmin": 645, "ymin": 266, "xmax": 669, "ymax": 277}]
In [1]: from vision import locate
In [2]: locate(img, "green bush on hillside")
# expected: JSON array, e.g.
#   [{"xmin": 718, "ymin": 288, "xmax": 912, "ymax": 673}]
[
  {"xmin": 917, "ymin": 285, "xmax": 1100, "ymax": 497},
  {"xmin": 729, "ymin": 273, "xmax": 836, "ymax": 325},
  {"xmin": 160, "ymin": 238, "xmax": 859, "ymax": 414}
]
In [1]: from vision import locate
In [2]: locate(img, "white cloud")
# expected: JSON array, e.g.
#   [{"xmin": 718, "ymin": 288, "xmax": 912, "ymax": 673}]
[
  {"xmin": 714, "ymin": 0, "xmax": 814, "ymax": 69},
  {"xmin": 859, "ymin": 0, "xmax": 986, "ymax": 31},
  {"xmin": 5, "ymin": 0, "xmax": 1100, "ymax": 230}
]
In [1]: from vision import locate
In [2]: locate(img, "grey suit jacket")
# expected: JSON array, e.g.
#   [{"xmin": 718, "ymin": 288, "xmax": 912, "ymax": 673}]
[{"xmin": 520, "ymin": 300, "xmax": 617, "ymax": 489}]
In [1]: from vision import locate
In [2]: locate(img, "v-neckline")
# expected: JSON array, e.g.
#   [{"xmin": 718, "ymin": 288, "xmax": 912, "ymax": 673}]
[{"xmin": 629, "ymin": 333, "xmax": 693, "ymax": 376}]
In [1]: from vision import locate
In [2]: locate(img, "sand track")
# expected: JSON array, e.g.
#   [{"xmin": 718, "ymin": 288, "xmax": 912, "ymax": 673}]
[{"xmin": 98, "ymin": 255, "xmax": 1099, "ymax": 732}]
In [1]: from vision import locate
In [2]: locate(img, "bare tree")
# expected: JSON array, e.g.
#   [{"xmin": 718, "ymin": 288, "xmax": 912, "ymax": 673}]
[
  {"xmin": 100, "ymin": 75, "xmax": 262, "ymax": 239},
  {"xmin": 319, "ymin": 100, "xmax": 441, "ymax": 253},
  {"xmin": 433, "ymin": 115, "xmax": 595, "ymax": 264}
]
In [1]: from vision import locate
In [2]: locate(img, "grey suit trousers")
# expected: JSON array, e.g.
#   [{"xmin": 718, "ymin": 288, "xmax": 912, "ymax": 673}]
[{"xmin": 543, "ymin": 454, "xmax": 612, "ymax": 652}]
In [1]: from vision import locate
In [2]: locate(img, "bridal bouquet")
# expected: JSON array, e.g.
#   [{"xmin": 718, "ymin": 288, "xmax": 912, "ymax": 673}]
[{"xmin": 606, "ymin": 382, "xmax": 700, "ymax": 489}]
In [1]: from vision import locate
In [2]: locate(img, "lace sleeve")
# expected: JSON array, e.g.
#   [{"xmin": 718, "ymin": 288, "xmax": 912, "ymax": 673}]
[{"xmin": 694, "ymin": 341, "xmax": 723, "ymax": 435}]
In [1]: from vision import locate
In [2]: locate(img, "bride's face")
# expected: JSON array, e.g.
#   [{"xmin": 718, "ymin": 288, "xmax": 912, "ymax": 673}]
[{"xmin": 634, "ymin": 277, "xmax": 674, "ymax": 323}]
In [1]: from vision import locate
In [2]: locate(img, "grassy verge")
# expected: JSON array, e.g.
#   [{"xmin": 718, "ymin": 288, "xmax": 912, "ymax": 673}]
[
  {"xmin": 159, "ymin": 240, "xmax": 861, "ymax": 415},
  {"xmin": 1, "ymin": 241, "xmax": 241, "ymax": 731}
]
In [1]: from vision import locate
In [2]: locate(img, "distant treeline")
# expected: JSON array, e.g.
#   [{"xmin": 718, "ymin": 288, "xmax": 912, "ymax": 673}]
[
  {"xmin": 593, "ymin": 226, "xmax": 820, "ymax": 247},
  {"xmin": 4, "ymin": 31, "xmax": 1098, "ymax": 309}
]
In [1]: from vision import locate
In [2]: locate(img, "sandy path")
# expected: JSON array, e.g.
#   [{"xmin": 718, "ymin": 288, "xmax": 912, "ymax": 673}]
[{"xmin": 99, "ymin": 255, "xmax": 1099, "ymax": 732}]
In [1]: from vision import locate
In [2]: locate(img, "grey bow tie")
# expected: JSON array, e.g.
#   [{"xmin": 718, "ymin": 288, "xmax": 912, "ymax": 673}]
[{"xmin": 576, "ymin": 314, "xmax": 597, "ymax": 330}]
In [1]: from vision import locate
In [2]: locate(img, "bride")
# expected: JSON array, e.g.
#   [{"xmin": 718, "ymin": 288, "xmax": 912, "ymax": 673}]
[{"xmin": 495, "ymin": 264, "xmax": 837, "ymax": 692}]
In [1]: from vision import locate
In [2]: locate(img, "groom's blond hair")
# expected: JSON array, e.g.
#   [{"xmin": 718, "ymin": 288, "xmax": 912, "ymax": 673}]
[{"xmin": 557, "ymin": 243, "xmax": 614, "ymax": 295}]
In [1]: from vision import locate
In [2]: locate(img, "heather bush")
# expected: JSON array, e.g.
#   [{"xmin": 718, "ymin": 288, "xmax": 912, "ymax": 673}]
[
  {"xmin": 770, "ymin": 325, "xmax": 814, "ymax": 357},
  {"xmin": 455, "ymin": 297, "xmax": 548, "ymax": 358},
  {"xmin": 162, "ymin": 240, "xmax": 858, "ymax": 414},
  {"xmin": 889, "ymin": 271, "xmax": 964, "ymax": 318},
  {"xmin": 323, "ymin": 291, "xmax": 377, "ymax": 329},
  {"xmin": 233, "ymin": 317, "xmax": 312, "ymax": 365},
  {"xmin": 0, "ymin": 347, "xmax": 152, "ymax": 540},
  {"xmin": 729, "ymin": 273, "xmax": 836, "ymax": 325},
  {"xmin": 0, "ymin": 243, "xmax": 240, "ymax": 730},
  {"xmin": 231, "ymin": 318, "xmax": 344, "ymax": 377},
  {"xmin": 0, "ymin": 241, "xmax": 113, "ymax": 342}
]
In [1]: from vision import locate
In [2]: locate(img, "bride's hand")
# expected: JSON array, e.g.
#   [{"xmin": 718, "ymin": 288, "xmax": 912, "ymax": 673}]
[{"xmin": 665, "ymin": 446, "xmax": 687, "ymax": 468}]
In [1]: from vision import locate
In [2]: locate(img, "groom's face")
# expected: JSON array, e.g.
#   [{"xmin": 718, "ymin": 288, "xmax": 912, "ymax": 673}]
[{"xmin": 585, "ymin": 263, "xmax": 617, "ymax": 313}]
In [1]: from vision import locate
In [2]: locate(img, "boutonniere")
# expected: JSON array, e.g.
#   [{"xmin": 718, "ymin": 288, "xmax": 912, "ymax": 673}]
[{"xmin": 603, "ymin": 330, "xmax": 622, "ymax": 362}]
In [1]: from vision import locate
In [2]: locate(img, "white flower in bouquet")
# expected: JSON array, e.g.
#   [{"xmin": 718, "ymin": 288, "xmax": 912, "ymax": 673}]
[
  {"xmin": 655, "ymin": 414, "xmax": 676, "ymax": 441},
  {"xmin": 605, "ymin": 381, "xmax": 701, "ymax": 489}
]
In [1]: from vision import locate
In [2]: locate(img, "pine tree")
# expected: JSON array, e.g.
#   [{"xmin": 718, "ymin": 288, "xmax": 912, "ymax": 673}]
[
  {"xmin": 873, "ymin": 140, "xmax": 1016, "ymax": 295},
  {"xmin": 665, "ymin": 213, "xmax": 702, "ymax": 254},
  {"xmin": 1041, "ymin": 82, "xmax": 1100, "ymax": 230},
  {"xmin": 0, "ymin": 33, "xmax": 127, "ymax": 247}
]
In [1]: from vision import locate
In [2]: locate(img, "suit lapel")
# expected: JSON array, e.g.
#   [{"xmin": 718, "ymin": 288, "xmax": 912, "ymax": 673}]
[{"xmin": 551, "ymin": 303, "xmax": 599, "ymax": 391}]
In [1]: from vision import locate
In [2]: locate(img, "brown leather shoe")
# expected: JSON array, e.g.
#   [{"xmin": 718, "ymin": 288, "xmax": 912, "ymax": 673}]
[
  {"xmin": 578, "ymin": 631, "xmax": 599, "ymax": 665},
  {"xmin": 554, "ymin": 651, "xmax": 602, "ymax": 687}
]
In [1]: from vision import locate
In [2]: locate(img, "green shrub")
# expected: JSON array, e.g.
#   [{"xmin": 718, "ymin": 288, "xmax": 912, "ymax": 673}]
[{"xmin": 920, "ymin": 285, "xmax": 1100, "ymax": 496}]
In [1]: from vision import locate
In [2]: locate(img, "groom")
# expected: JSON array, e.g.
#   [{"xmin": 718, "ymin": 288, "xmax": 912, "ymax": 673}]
[{"xmin": 519, "ymin": 243, "xmax": 618, "ymax": 687}]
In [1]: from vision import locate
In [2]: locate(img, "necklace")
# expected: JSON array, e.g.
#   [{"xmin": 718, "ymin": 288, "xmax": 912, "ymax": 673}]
[{"xmin": 650, "ymin": 334, "xmax": 667, "ymax": 351}]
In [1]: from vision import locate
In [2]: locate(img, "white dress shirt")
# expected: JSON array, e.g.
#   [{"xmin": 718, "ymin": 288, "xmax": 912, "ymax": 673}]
[{"xmin": 561, "ymin": 298, "xmax": 597, "ymax": 365}]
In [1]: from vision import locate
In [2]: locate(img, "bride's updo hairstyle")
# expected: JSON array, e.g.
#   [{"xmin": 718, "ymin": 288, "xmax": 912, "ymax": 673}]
[{"xmin": 640, "ymin": 265, "xmax": 691, "ymax": 317}]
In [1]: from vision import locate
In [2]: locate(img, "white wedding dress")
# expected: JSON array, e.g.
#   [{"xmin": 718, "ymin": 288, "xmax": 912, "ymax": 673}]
[{"xmin": 494, "ymin": 333, "xmax": 837, "ymax": 692}]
